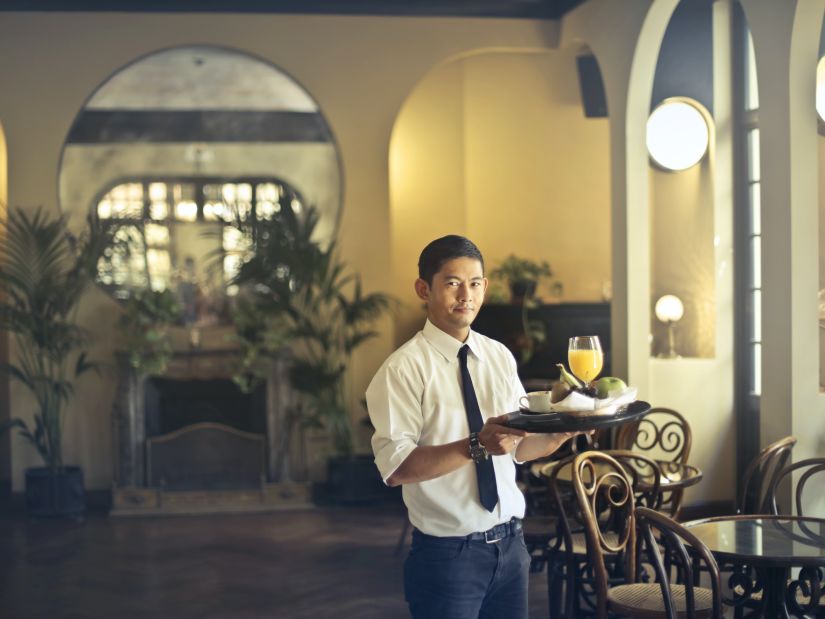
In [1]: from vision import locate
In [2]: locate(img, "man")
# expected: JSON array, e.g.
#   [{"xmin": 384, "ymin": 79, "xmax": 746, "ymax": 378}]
[{"xmin": 366, "ymin": 235, "xmax": 582, "ymax": 619}]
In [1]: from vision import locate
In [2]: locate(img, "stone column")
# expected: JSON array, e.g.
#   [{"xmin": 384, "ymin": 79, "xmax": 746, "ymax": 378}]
[{"xmin": 111, "ymin": 357, "xmax": 146, "ymax": 488}]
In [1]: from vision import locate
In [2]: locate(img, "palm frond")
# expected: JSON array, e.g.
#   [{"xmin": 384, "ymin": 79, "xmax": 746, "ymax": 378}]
[{"xmin": 0, "ymin": 205, "xmax": 106, "ymax": 467}]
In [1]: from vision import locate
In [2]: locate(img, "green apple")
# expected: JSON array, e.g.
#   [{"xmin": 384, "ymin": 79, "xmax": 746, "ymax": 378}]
[{"xmin": 595, "ymin": 376, "xmax": 627, "ymax": 399}]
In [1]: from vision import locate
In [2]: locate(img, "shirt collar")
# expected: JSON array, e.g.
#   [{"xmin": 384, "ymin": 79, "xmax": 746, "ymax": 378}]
[{"xmin": 422, "ymin": 319, "xmax": 485, "ymax": 363}]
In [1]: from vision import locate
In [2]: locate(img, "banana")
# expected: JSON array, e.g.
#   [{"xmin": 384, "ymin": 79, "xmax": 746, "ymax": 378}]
[
  {"xmin": 551, "ymin": 380, "xmax": 571, "ymax": 403},
  {"xmin": 556, "ymin": 363, "xmax": 583, "ymax": 389}
]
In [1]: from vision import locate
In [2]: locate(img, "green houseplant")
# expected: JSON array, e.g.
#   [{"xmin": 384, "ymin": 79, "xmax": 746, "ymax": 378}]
[
  {"xmin": 119, "ymin": 288, "xmax": 181, "ymax": 376},
  {"xmin": 489, "ymin": 254, "xmax": 553, "ymax": 304},
  {"xmin": 489, "ymin": 254, "xmax": 554, "ymax": 365},
  {"xmin": 0, "ymin": 206, "xmax": 112, "ymax": 517},
  {"xmin": 231, "ymin": 196, "xmax": 394, "ymax": 454},
  {"xmin": 229, "ymin": 193, "xmax": 394, "ymax": 501}
]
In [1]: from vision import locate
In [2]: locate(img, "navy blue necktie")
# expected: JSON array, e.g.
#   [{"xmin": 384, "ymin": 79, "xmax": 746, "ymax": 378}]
[{"xmin": 458, "ymin": 344, "xmax": 499, "ymax": 512}]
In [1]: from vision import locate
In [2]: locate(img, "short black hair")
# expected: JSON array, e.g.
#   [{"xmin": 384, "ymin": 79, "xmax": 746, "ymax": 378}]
[{"xmin": 418, "ymin": 235, "xmax": 484, "ymax": 285}]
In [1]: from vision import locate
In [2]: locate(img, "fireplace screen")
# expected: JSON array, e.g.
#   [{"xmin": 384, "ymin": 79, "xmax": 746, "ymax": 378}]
[{"xmin": 147, "ymin": 422, "xmax": 265, "ymax": 490}]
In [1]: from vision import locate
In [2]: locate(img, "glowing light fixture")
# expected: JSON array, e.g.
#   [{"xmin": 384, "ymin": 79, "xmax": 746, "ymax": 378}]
[
  {"xmin": 646, "ymin": 99, "xmax": 709, "ymax": 171},
  {"xmin": 816, "ymin": 56, "xmax": 825, "ymax": 122},
  {"xmin": 655, "ymin": 294, "xmax": 684, "ymax": 359}
]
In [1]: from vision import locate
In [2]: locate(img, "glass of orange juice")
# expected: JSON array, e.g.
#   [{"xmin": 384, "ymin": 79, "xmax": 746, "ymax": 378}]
[{"xmin": 568, "ymin": 336, "xmax": 604, "ymax": 385}]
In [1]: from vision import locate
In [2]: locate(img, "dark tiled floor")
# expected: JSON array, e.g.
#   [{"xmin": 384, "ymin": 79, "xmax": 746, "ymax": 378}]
[{"xmin": 0, "ymin": 505, "xmax": 551, "ymax": 619}]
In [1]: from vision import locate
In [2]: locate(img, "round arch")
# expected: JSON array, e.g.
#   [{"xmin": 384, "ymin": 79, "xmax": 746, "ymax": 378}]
[
  {"xmin": 57, "ymin": 44, "xmax": 344, "ymax": 245},
  {"xmin": 389, "ymin": 47, "xmax": 613, "ymax": 347}
]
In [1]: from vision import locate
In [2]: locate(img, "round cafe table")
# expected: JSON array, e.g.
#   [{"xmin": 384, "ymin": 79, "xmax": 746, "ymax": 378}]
[
  {"xmin": 539, "ymin": 457, "xmax": 702, "ymax": 495},
  {"xmin": 682, "ymin": 515, "xmax": 825, "ymax": 618}
]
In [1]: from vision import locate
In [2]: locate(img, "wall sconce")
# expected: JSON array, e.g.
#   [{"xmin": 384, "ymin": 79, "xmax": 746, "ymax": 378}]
[
  {"xmin": 655, "ymin": 294, "xmax": 684, "ymax": 358},
  {"xmin": 646, "ymin": 98, "xmax": 709, "ymax": 171}
]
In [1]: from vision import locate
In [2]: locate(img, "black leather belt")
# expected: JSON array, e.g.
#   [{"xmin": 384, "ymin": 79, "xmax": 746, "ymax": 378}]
[
  {"xmin": 413, "ymin": 517, "xmax": 523, "ymax": 544},
  {"xmin": 464, "ymin": 517, "xmax": 523, "ymax": 543}
]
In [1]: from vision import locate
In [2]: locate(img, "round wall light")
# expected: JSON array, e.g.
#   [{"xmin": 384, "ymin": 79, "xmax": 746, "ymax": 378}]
[
  {"xmin": 646, "ymin": 99, "xmax": 710, "ymax": 171},
  {"xmin": 816, "ymin": 56, "xmax": 825, "ymax": 123}
]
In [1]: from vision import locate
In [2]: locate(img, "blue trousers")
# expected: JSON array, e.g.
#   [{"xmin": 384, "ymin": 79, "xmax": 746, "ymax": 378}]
[{"xmin": 404, "ymin": 528, "xmax": 531, "ymax": 619}]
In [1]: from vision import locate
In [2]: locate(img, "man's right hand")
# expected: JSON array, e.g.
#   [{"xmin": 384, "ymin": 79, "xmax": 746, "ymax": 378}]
[{"xmin": 479, "ymin": 414, "xmax": 527, "ymax": 456}]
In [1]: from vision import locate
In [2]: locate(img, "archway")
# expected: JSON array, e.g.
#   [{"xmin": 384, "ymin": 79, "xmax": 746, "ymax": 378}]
[
  {"xmin": 55, "ymin": 45, "xmax": 344, "ymax": 490},
  {"xmin": 389, "ymin": 48, "xmax": 612, "ymax": 362}
]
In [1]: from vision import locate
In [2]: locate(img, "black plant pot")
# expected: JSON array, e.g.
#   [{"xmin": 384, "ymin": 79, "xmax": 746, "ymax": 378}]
[
  {"xmin": 319, "ymin": 454, "xmax": 400, "ymax": 505},
  {"xmin": 509, "ymin": 280, "xmax": 537, "ymax": 305},
  {"xmin": 25, "ymin": 466, "xmax": 85, "ymax": 518}
]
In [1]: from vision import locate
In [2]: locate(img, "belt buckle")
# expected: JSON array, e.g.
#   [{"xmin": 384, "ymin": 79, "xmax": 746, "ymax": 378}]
[{"xmin": 484, "ymin": 525, "xmax": 504, "ymax": 544}]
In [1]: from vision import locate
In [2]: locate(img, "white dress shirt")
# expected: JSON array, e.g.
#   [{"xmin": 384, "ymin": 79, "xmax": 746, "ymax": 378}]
[{"xmin": 366, "ymin": 319, "xmax": 527, "ymax": 537}]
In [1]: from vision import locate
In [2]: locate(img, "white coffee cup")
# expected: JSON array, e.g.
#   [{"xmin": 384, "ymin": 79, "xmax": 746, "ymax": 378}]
[{"xmin": 519, "ymin": 391, "xmax": 554, "ymax": 413}]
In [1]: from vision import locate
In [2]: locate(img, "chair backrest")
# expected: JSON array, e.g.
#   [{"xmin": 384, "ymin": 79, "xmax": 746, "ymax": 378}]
[
  {"xmin": 602, "ymin": 449, "xmax": 663, "ymax": 511},
  {"xmin": 739, "ymin": 435, "xmax": 797, "ymax": 514},
  {"xmin": 614, "ymin": 407, "xmax": 691, "ymax": 517},
  {"xmin": 768, "ymin": 457, "xmax": 825, "ymax": 517},
  {"xmin": 635, "ymin": 507, "xmax": 723, "ymax": 619},
  {"xmin": 545, "ymin": 450, "xmax": 661, "ymax": 549},
  {"xmin": 571, "ymin": 451, "xmax": 637, "ymax": 619},
  {"xmin": 615, "ymin": 407, "xmax": 692, "ymax": 464}
]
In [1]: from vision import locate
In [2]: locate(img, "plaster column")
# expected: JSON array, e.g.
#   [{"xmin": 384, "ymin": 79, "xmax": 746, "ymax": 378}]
[
  {"xmin": 0, "ymin": 122, "xmax": 8, "ymax": 500},
  {"xmin": 738, "ymin": 0, "xmax": 825, "ymax": 461},
  {"xmin": 561, "ymin": 0, "xmax": 679, "ymax": 393}
]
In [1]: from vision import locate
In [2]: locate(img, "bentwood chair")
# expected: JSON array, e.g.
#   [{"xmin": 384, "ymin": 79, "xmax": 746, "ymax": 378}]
[
  {"xmin": 634, "ymin": 507, "xmax": 723, "ymax": 619},
  {"xmin": 615, "ymin": 407, "xmax": 692, "ymax": 519},
  {"xmin": 572, "ymin": 452, "xmax": 721, "ymax": 619},
  {"xmin": 722, "ymin": 435, "xmax": 797, "ymax": 617},
  {"xmin": 768, "ymin": 456, "xmax": 825, "ymax": 517},
  {"xmin": 738, "ymin": 435, "xmax": 797, "ymax": 514},
  {"xmin": 767, "ymin": 457, "xmax": 825, "ymax": 616},
  {"xmin": 520, "ymin": 432, "xmax": 597, "ymax": 573},
  {"xmin": 545, "ymin": 450, "xmax": 662, "ymax": 618}
]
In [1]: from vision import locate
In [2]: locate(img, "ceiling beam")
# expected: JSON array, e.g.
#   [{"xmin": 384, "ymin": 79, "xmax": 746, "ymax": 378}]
[{"xmin": 0, "ymin": 0, "xmax": 585, "ymax": 19}]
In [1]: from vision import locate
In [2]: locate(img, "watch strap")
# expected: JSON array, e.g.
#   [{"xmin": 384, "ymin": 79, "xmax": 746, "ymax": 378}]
[{"xmin": 468, "ymin": 432, "xmax": 488, "ymax": 464}]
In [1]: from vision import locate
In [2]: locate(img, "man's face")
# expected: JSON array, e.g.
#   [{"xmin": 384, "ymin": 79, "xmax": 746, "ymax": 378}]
[{"xmin": 415, "ymin": 256, "xmax": 487, "ymax": 341}]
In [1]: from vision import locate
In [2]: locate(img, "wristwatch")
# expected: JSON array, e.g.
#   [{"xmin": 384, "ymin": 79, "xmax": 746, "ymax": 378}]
[{"xmin": 468, "ymin": 432, "xmax": 489, "ymax": 463}]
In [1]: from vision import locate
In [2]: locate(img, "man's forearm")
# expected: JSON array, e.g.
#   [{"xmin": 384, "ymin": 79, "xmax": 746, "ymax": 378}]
[
  {"xmin": 386, "ymin": 440, "xmax": 471, "ymax": 486},
  {"xmin": 514, "ymin": 433, "xmax": 574, "ymax": 463}
]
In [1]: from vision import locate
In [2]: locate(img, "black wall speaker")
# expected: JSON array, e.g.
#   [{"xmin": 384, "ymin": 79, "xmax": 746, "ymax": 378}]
[{"xmin": 576, "ymin": 55, "xmax": 608, "ymax": 118}]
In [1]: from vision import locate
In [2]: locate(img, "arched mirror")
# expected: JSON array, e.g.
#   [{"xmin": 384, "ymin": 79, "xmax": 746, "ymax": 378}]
[{"xmin": 59, "ymin": 45, "xmax": 342, "ymax": 327}]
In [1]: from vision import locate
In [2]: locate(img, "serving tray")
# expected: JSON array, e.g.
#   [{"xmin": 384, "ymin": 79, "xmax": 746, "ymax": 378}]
[{"xmin": 504, "ymin": 400, "xmax": 651, "ymax": 433}]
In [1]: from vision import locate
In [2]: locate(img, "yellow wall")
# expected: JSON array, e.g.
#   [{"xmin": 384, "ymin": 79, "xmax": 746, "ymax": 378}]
[
  {"xmin": 0, "ymin": 11, "xmax": 562, "ymax": 489},
  {"xmin": 390, "ymin": 57, "xmax": 467, "ymax": 344},
  {"xmin": 650, "ymin": 153, "xmax": 716, "ymax": 359},
  {"xmin": 390, "ymin": 49, "xmax": 611, "ymax": 346},
  {"xmin": 465, "ymin": 51, "xmax": 611, "ymax": 302}
]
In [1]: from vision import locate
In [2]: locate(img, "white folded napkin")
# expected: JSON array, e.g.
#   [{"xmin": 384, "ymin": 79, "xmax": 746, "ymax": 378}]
[{"xmin": 549, "ymin": 386, "xmax": 638, "ymax": 413}]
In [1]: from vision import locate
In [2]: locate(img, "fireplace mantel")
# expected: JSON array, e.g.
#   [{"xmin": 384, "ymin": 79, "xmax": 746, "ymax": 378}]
[{"xmin": 110, "ymin": 348, "xmax": 311, "ymax": 515}]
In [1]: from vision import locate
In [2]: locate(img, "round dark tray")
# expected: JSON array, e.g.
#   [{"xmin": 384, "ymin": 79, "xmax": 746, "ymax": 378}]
[{"xmin": 504, "ymin": 400, "xmax": 651, "ymax": 433}]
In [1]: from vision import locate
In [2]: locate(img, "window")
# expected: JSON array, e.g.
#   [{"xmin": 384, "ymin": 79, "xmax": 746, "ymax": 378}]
[
  {"xmin": 96, "ymin": 177, "xmax": 301, "ymax": 314},
  {"xmin": 733, "ymin": 6, "xmax": 761, "ymax": 489}
]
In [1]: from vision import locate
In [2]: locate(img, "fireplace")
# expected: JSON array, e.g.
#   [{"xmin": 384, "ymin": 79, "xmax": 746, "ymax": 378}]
[
  {"xmin": 110, "ymin": 349, "xmax": 311, "ymax": 515},
  {"xmin": 145, "ymin": 377, "xmax": 266, "ymax": 437}
]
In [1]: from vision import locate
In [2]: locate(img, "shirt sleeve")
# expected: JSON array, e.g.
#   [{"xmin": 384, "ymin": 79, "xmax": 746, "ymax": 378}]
[
  {"xmin": 366, "ymin": 360, "xmax": 423, "ymax": 484},
  {"xmin": 505, "ymin": 347, "xmax": 528, "ymax": 464}
]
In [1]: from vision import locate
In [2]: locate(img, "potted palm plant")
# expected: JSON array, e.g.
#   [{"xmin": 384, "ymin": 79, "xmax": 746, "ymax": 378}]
[
  {"xmin": 489, "ymin": 254, "xmax": 554, "ymax": 365},
  {"xmin": 230, "ymin": 193, "xmax": 395, "ymax": 502},
  {"xmin": 0, "ymin": 206, "xmax": 112, "ymax": 517},
  {"xmin": 489, "ymin": 254, "xmax": 553, "ymax": 304}
]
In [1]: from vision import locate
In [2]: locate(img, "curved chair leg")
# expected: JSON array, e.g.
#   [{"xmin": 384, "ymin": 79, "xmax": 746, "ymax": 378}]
[{"xmin": 546, "ymin": 556, "xmax": 564, "ymax": 619}]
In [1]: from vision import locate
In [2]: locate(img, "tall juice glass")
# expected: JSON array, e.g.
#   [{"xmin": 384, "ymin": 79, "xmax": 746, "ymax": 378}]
[{"xmin": 568, "ymin": 336, "xmax": 604, "ymax": 384}]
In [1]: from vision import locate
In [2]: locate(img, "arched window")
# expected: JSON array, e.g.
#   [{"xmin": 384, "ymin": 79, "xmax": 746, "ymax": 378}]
[{"xmin": 96, "ymin": 177, "xmax": 302, "ymax": 322}]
